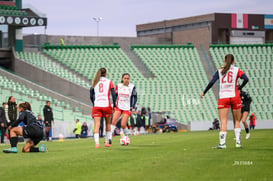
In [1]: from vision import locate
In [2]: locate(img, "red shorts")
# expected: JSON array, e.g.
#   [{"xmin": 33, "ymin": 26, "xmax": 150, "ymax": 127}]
[
  {"xmin": 92, "ymin": 106, "xmax": 112, "ymax": 118},
  {"xmin": 218, "ymin": 96, "xmax": 242, "ymax": 110},
  {"xmin": 115, "ymin": 107, "xmax": 131, "ymax": 116}
]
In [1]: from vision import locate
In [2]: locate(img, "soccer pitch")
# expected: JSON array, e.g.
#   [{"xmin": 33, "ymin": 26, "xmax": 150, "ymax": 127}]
[{"xmin": 1, "ymin": 130, "xmax": 272, "ymax": 181}]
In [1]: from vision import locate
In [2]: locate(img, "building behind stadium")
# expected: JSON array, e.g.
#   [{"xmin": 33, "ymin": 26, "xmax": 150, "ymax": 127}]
[{"xmin": 136, "ymin": 13, "xmax": 273, "ymax": 49}]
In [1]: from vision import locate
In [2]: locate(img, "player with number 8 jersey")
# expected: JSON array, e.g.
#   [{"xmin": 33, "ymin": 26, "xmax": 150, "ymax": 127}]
[
  {"xmin": 90, "ymin": 68, "xmax": 116, "ymax": 148},
  {"xmin": 201, "ymin": 54, "xmax": 248, "ymax": 149}
]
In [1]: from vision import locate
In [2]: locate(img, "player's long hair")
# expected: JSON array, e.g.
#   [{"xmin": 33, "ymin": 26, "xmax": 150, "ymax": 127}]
[
  {"xmin": 221, "ymin": 54, "xmax": 234, "ymax": 75},
  {"xmin": 91, "ymin": 68, "xmax": 106, "ymax": 88},
  {"xmin": 8, "ymin": 96, "xmax": 15, "ymax": 103},
  {"xmin": 121, "ymin": 73, "xmax": 130, "ymax": 83},
  {"xmin": 19, "ymin": 102, "xmax": 32, "ymax": 111}
]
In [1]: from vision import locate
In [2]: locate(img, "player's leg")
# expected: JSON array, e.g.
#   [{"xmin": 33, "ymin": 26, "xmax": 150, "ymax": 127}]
[
  {"xmin": 110, "ymin": 110, "xmax": 121, "ymax": 136},
  {"xmin": 217, "ymin": 108, "xmax": 229, "ymax": 148},
  {"xmin": 232, "ymin": 108, "xmax": 242, "ymax": 148},
  {"xmin": 231, "ymin": 96, "xmax": 243, "ymax": 148},
  {"xmin": 92, "ymin": 107, "xmax": 103, "ymax": 148},
  {"xmin": 3, "ymin": 127, "xmax": 23, "ymax": 153},
  {"xmin": 0, "ymin": 127, "xmax": 6, "ymax": 143},
  {"xmin": 104, "ymin": 108, "xmax": 113, "ymax": 147},
  {"xmin": 22, "ymin": 124, "xmax": 47, "ymax": 153},
  {"xmin": 93, "ymin": 117, "xmax": 101, "ymax": 148},
  {"xmin": 104, "ymin": 116, "xmax": 111, "ymax": 147},
  {"xmin": 241, "ymin": 111, "xmax": 250, "ymax": 139},
  {"xmin": 136, "ymin": 118, "xmax": 141, "ymax": 135},
  {"xmin": 45, "ymin": 126, "xmax": 50, "ymax": 141},
  {"xmin": 111, "ymin": 109, "xmax": 121, "ymax": 126},
  {"xmin": 22, "ymin": 139, "xmax": 47, "ymax": 152},
  {"xmin": 22, "ymin": 139, "xmax": 35, "ymax": 152},
  {"xmin": 120, "ymin": 113, "xmax": 130, "ymax": 136}
]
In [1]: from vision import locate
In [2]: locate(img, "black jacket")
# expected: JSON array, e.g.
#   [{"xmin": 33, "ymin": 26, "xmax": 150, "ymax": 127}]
[
  {"xmin": 10, "ymin": 110, "xmax": 43, "ymax": 129},
  {"xmin": 0, "ymin": 107, "xmax": 8, "ymax": 128},
  {"xmin": 240, "ymin": 91, "xmax": 252, "ymax": 107},
  {"xmin": 5, "ymin": 102, "xmax": 17, "ymax": 124},
  {"xmin": 43, "ymin": 105, "xmax": 54, "ymax": 123}
]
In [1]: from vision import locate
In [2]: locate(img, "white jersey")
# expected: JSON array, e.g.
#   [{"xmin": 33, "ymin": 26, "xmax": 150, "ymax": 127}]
[
  {"xmin": 94, "ymin": 77, "xmax": 114, "ymax": 107},
  {"xmin": 116, "ymin": 83, "xmax": 135, "ymax": 111},
  {"xmin": 218, "ymin": 65, "xmax": 243, "ymax": 99}
]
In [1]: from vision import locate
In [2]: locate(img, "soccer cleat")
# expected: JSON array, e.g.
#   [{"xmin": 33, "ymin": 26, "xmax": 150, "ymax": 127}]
[
  {"xmin": 246, "ymin": 133, "xmax": 250, "ymax": 139},
  {"xmin": 236, "ymin": 143, "xmax": 243, "ymax": 148},
  {"xmin": 104, "ymin": 143, "xmax": 111, "ymax": 147},
  {"xmin": 109, "ymin": 139, "xmax": 112, "ymax": 144},
  {"xmin": 3, "ymin": 147, "xmax": 18, "ymax": 153},
  {"xmin": 39, "ymin": 144, "xmax": 48, "ymax": 152},
  {"xmin": 215, "ymin": 144, "xmax": 226, "ymax": 149},
  {"xmin": 95, "ymin": 144, "xmax": 100, "ymax": 149}
]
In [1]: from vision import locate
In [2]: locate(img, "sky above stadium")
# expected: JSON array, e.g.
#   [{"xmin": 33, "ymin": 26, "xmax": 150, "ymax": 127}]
[{"xmin": 22, "ymin": 0, "xmax": 273, "ymax": 37}]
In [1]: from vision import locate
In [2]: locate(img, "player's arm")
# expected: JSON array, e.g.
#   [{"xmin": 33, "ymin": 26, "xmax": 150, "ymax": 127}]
[
  {"xmin": 51, "ymin": 108, "xmax": 54, "ymax": 122},
  {"xmin": 249, "ymin": 94, "xmax": 252, "ymax": 103},
  {"xmin": 43, "ymin": 106, "xmax": 47, "ymax": 120},
  {"xmin": 89, "ymin": 88, "xmax": 95, "ymax": 105},
  {"xmin": 237, "ymin": 74, "xmax": 249, "ymax": 90},
  {"xmin": 9, "ymin": 112, "xmax": 25, "ymax": 128},
  {"xmin": 110, "ymin": 81, "xmax": 116, "ymax": 108},
  {"xmin": 73, "ymin": 128, "xmax": 77, "ymax": 133},
  {"xmin": 201, "ymin": 71, "xmax": 219, "ymax": 97},
  {"xmin": 111, "ymin": 88, "xmax": 116, "ymax": 108},
  {"xmin": 5, "ymin": 105, "xmax": 10, "ymax": 123},
  {"xmin": 0, "ymin": 109, "xmax": 4, "ymax": 124},
  {"xmin": 114, "ymin": 85, "xmax": 118, "ymax": 98},
  {"xmin": 130, "ymin": 86, "xmax": 137, "ymax": 110}
]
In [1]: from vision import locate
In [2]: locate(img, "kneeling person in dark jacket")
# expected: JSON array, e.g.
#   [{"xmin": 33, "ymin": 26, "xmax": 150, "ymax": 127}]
[{"xmin": 3, "ymin": 102, "xmax": 47, "ymax": 153}]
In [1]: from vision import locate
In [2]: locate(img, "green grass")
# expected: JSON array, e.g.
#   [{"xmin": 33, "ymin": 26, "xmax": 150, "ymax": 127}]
[{"xmin": 1, "ymin": 130, "xmax": 273, "ymax": 181}]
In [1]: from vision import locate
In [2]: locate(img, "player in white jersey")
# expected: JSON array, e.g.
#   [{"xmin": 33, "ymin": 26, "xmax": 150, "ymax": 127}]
[
  {"xmin": 201, "ymin": 54, "xmax": 249, "ymax": 149},
  {"xmin": 90, "ymin": 68, "xmax": 116, "ymax": 148},
  {"xmin": 110, "ymin": 73, "xmax": 137, "ymax": 142}
]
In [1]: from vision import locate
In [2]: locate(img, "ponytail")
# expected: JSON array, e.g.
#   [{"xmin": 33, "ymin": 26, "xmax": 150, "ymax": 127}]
[
  {"xmin": 91, "ymin": 68, "xmax": 107, "ymax": 88},
  {"xmin": 221, "ymin": 54, "xmax": 234, "ymax": 75}
]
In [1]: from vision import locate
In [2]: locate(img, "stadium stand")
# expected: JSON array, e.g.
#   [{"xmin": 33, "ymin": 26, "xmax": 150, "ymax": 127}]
[
  {"xmin": 209, "ymin": 44, "xmax": 273, "ymax": 120},
  {"xmin": 13, "ymin": 42, "xmax": 273, "ymax": 125},
  {"xmin": 0, "ymin": 74, "xmax": 90, "ymax": 122},
  {"xmin": 33, "ymin": 44, "xmax": 219, "ymax": 124},
  {"xmin": 42, "ymin": 44, "xmax": 144, "ymax": 85},
  {"xmin": 40, "ymin": 44, "xmax": 218, "ymax": 123},
  {"xmin": 131, "ymin": 45, "xmax": 218, "ymax": 123},
  {"xmin": 16, "ymin": 51, "xmax": 90, "ymax": 88}
]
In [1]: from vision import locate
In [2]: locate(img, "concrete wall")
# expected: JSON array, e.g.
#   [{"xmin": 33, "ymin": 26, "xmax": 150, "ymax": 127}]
[
  {"xmin": 190, "ymin": 120, "xmax": 273, "ymax": 131},
  {"xmin": 136, "ymin": 13, "xmax": 214, "ymax": 31},
  {"xmin": 23, "ymin": 35, "xmax": 167, "ymax": 49},
  {"xmin": 173, "ymin": 27, "xmax": 211, "ymax": 50}
]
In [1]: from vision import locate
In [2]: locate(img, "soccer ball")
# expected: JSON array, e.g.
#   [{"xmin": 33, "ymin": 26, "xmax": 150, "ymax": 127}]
[
  {"xmin": 120, "ymin": 136, "xmax": 130, "ymax": 146},
  {"xmin": 58, "ymin": 134, "xmax": 64, "ymax": 142}
]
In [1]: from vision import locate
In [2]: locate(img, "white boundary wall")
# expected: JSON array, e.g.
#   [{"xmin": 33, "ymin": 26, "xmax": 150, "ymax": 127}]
[
  {"xmin": 190, "ymin": 120, "xmax": 273, "ymax": 131},
  {"xmin": 52, "ymin": 120, "xmax": 94, "ymax": 138}
]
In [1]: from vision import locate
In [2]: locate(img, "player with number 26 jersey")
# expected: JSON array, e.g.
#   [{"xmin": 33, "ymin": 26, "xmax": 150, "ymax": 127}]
[{"xmin": 201, "ymin": 54, "xmax": 248, "ymax": 149}]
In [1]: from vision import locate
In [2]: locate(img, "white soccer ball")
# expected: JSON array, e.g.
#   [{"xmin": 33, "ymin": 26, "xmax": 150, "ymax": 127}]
[{"xmin": 120, "ymin": 136, "xmax": 130, "ymax": 146}]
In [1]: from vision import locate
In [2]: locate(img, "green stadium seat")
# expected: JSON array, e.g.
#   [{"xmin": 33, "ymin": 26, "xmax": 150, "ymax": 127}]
[{"xmin": 0, "ymin": 74, "xmax": 89, "ymax": 122}]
